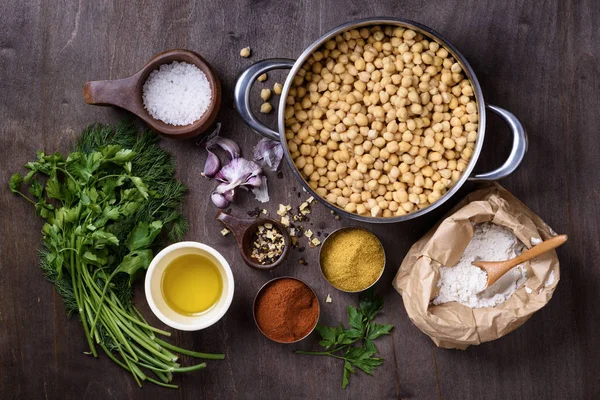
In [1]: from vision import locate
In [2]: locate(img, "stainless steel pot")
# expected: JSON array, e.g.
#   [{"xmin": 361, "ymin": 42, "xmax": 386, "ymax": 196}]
[{"xmin": 234, "ymin": 17, "xmax": 527, "ymax": 223}]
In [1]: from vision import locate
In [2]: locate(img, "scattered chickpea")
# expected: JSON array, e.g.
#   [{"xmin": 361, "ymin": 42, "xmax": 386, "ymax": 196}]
[
  {"xmin": 273, "ymin": 82, "xmax": 283, "ymax": 95},
  {"xmin": 257, "ymin": 73, "xmax": 267, "ymax": 82},
  {"xmin": 260, "ymin": 88, "xmax": 272, "ymax": 101},
  {"xmin": 240, "ymin": 47, "xmax": 251, "ymax": 58},
  {"xmin": 260, "ymin": 102, "xmax": 272, "ymax": 113},
  {"xmin": 285, "ymin": 25, "xmax": 478, "ymax": 218}
]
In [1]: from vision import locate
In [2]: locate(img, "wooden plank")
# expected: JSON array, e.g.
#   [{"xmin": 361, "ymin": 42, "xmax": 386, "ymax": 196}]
[{"xmin": 0, "ymin": 0, "xmax": 598, "ymax": 399}]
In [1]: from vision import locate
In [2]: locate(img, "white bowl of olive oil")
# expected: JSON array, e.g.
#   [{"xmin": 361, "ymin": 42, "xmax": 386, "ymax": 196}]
[{"xmin": 145, "ymin": 241, "xmax": 234, "ymax": 331}]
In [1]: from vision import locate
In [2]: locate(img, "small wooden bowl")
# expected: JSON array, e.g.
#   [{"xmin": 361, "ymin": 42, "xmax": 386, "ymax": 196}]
[
  {"xmin": 216, "ymin": 211, "xmax": 290, "ymax": 270},
  {"xmin": 83, "ymin": 49, "xmax": 221, "ymax": 139}
]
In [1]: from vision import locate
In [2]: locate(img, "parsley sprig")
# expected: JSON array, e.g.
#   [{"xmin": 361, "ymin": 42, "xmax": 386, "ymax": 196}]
[{"xmin": 296, "ymin": 290, "xmax": 393, "ymax": 389}]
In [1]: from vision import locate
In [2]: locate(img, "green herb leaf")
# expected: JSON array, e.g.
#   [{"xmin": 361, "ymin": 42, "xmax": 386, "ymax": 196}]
[
  {"xmin": 125, "ymin": 221, "xmax": 163, "ymax": 251},
  {"xmin": 29, "ymin": 180, "xmax": 44, "ymax": 199},
  {"xmin": 46, "ymin": 176, "xmax": 64, "ymax": 200},
  {"xmin": 91, "ymin": 229, "xmax": 120, "ymax": 247},
  {"xmin": 347, "ymin": 306, "xmax": 364, "ymax": 330},
  {"xmin": 342, "ymin": 361, "xmax": 355, "ymax": 389},
  {"xmin": 9, "ymin": 173, "xmax": 23, "ymax": 193},
  {"xmin": 130, "ymin": 176, "xmax": 149, "ymax": 199},
  {"xmin": 82, "ymin": 251, "xmax": 106, "ymax": 266},
  {"xmin": 367, "ymin": 323, "xmax": 394, "ymax": 341},
  {"xmin": 115, "ymin": 249, "xmax": 153, "ymax": 284},
  {"xmin": 316, "ymin": 324, "xmax": 338, "ymax": 349},
  {"xmin": 363, "ymin": 339, "xmax": 377, "ymax": 353},
  {"xmin": 358, "ymin": 289, "xmax": 384, "ymax": 321}
]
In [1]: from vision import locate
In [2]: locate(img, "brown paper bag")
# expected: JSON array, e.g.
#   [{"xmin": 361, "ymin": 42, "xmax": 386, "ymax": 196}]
[{"xmin": 392, "ymin": 184, "xmax": 560, "ymax": 349}]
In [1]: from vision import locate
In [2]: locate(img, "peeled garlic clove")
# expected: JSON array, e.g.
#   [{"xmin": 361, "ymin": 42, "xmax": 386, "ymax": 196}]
[{"xmin": 202, "ymin": 150, "xmax": 221, "ymax": 178}]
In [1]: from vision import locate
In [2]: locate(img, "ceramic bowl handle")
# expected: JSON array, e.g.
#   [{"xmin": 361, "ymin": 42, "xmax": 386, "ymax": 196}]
[
  {"xmin": 469, "ymin": 105, "xmax": 528, "ymax": 181},
  {"xmin": 234, "ymin": 58, "xmax": 295, "ymax": 141}
]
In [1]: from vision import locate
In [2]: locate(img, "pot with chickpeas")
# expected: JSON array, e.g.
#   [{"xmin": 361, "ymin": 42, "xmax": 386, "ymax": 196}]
[{"xmin": 235, "ymin": 17, "xmax": 527, "ymax": 222}]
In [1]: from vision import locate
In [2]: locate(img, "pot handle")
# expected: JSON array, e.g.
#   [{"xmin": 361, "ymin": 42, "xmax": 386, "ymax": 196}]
[
  {"xmin": 234, "ymin": 58, "xmax": 295, "ymax": 141},
  {"xmin": 469, "ymin": 104, "xmax": 528, "ymax": 181}
]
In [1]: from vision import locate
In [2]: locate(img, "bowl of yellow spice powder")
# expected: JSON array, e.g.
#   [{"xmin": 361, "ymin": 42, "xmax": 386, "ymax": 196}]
[{"xmin": 319, "ymin": 227, "xmax": 386, "ymax": 292}]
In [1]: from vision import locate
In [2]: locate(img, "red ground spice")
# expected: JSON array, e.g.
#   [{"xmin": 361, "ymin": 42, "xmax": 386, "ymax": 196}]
[{"xmin": 254, "ymin": 278, "xmax": 319, "ymax": 343}]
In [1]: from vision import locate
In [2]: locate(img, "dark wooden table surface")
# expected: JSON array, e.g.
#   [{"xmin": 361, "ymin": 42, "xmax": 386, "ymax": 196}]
[{"xmin": 1, "ymin": 1, "xmax": 598, "ymax": 399}]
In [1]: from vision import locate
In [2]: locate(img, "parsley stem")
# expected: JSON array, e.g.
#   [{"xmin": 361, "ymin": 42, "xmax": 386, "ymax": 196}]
[
  {"xmin": 131, "ymin": 343, "xmax": 178, "ymax": 369},
  {"xmin": 89, "ymin": 269, "xmax": 118, "ymax": 338},
  {"xmin": 153, "ymin": 338, "xmax": 225, "ymax": 360},
  {"xmin": 145, "ymin": 378, "xmax": 178, "ymax": 389},
  {"xmin": 12, "ymin": 190, "xmax": 36, "ymax": 205},
  {"xmin": 71, "ymin": 237, "xmax": 97, "ymax": 357}
]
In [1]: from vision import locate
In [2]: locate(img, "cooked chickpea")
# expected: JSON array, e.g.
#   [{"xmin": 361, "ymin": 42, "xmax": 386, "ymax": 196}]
[
  {"xmin": 260, "ymin": 102, "xmax": 272, "ymax": 113},
  {"xmin": 240, "ymin": 47, "xmax": 251, "ymax": 58},
  {"xmin": 285, "ymin": 25, "xmax": 478, "ymax": 218},
  {"xmin": 260, "ymin": 89, "xmax": 272, "ymax": 101},
  {"xmin": 273, "ymin": 82, "xmax": 283, "ymax": 95}
]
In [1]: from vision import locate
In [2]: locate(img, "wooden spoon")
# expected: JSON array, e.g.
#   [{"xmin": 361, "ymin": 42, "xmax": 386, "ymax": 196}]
[{"xmin": 472, "ymin": 234, "xmax": 567, "ymax": 289}]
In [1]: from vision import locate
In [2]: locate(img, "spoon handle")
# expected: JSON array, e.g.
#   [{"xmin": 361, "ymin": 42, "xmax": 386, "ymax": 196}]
[
  {"xmin": 83, "ymin": 74, "xmax": 140, "ymax": 111},
  {"xmin": 473, "ymin": 234, "xmax": 567, "ymax": 289},
  {"xmin": 505, "ymin": 234, "xmax": 568, "ymax": 268},
  {"xmin": 215, "ymin": 211, "xmax": 256, "ymax": 240}
]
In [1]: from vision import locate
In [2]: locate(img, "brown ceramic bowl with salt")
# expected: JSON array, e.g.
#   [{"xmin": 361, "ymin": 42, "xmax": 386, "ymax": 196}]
[{"xmin": 83, "ymin": 49, "xmax": 221, "ymax": 139}]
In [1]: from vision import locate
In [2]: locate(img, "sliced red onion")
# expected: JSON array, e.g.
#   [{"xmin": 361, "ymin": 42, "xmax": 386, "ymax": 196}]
[
  {"xmin": 202, "ymin": 149, "xmax": 221, "ymax": 179},
  {"xmin": 253, "ymin": 138, "xmax": 284, "ymax": 171}
]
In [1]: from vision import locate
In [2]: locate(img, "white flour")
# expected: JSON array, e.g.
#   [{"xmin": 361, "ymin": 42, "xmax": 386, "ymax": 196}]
[{"xmin": 432, "ymin": 223, "xmax": 527, "ymax": 308}]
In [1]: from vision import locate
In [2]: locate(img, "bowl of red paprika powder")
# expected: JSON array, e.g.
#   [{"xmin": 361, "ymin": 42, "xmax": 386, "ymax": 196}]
[{"xmin": 253, "ymin": 277, "xmax": 320, "ymax": 343}]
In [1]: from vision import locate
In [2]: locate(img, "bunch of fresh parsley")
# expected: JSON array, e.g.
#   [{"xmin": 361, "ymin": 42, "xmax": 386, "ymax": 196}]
[
  {"xmin": 9, "ymin": 122, "xmax": 223, "ymax": 388},
  {"xmin": 296, "ymin": 290, "xmax": 393, "ymax": 388}
]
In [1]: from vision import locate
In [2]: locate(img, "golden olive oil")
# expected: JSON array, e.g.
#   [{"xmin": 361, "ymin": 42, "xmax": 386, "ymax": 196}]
[{"xmin": 161, "ymin": 253, "xmax": 223, "ymax": 316}]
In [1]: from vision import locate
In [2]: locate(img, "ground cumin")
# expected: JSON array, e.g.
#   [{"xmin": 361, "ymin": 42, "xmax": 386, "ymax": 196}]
[
  {"xmin": 320, "ymin": 228, "xmax": 385, "ymax": 291},
  {"xmin": 254, "ymin": 278, "xmax": 319, "ymax": 343}
]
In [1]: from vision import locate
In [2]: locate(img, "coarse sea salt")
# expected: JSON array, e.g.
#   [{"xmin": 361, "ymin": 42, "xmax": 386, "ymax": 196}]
[
  {"xmin": 142, "ymin": 61, "xmax": 211, "ymax": 126},
  {"xmin": 432, "ymin": 222, "xmax": 528, "ymax": 309}
]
